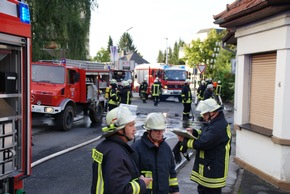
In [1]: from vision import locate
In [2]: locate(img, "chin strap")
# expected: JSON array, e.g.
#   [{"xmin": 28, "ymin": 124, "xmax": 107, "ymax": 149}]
[{"xmin": 117, "ymin": 129, "xmax": 132, "ymax": 141}]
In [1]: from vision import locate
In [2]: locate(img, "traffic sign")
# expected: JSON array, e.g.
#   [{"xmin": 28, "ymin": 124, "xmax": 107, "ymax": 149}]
[{"xmin": 197, "ymin": 65, "xmax": 206, "ymax": 73}]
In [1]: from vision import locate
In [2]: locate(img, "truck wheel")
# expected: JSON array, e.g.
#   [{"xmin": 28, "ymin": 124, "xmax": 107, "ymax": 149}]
[
  {"xmin": 56, "ymin": 106, "xmax": 74, "ymax": 131},
  {"xmin": 89, "ymin": 103, "xmax": 103, "ymax": 123}
]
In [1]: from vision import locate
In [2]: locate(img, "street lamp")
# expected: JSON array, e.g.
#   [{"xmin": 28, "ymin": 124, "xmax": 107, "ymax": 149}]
[{"xmin": 165, "ymin": 37, "xmax": 168, "ymax": 65}]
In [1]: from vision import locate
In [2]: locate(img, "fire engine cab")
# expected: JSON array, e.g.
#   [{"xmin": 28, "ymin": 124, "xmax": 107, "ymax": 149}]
[
  {"xmin": 31, "ymin": 59, "xmax": 111, "ymax": 131},
  {"xmin": 0, "ymin": 1, "xmax": 31, "ymax": 193},
  {"xmin": 134, "ymin": 63, "xmax": 188, "ymax": 101}
]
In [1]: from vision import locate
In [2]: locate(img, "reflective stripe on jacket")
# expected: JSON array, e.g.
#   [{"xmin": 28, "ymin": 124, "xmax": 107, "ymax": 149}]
[
  {"xmin": 91, "ymin": 136, "xmax": 146, "ymax": 194},
  {"xmin": 131, "ymin": 132, "xmax": 179, "ymax": 194},
  {"xmin": 183, "ymin": 112, "xmax": 231, "ymax": 189}
]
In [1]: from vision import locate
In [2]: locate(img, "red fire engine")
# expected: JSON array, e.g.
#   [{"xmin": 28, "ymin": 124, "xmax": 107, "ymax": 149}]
[
  {"xmin": 134, "ymin": 63, "xmax": 188, "ymax": 101},
  {"xmin": 0, "ymin": 1, "xmax": 31, "ymax": 193},
  {"xmin": 31, "ymin": 59, "xmax": 111, "ymax": 131}
]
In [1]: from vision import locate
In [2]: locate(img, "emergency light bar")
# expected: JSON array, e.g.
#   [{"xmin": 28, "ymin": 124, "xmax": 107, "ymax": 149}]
[{"xmin": 18, "ymin": 2, "xmax": 30, "ymax": 24}]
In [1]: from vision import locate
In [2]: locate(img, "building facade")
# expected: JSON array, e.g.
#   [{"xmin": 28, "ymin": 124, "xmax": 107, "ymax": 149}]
[{"xmin": 214, "ymin": 0, "xmax": 290, "ymax": 191}]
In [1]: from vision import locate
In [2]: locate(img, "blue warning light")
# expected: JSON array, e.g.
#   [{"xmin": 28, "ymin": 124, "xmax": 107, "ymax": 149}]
[{"xmin": 18, "ymin": 2, "xmax": 31, "ymax": 24}]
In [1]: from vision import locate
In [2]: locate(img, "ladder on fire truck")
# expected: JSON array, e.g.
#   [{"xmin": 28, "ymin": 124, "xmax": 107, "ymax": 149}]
[{"xmin": 65, "ymin": 59, "xmax": 110, "ymax": 71}]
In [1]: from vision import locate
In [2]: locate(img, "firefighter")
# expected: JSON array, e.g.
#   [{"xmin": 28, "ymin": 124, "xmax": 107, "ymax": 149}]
[
  {"xmin": 196, "ymin": 80, "xmax": 206, "ymax": 105},
  {"xmin": 91, "ymin": 106, "xmax": 152, "ymax": 194},
  {"xmin": 119, "ymin": 80, "xmax": 133, "ymax": 104},
  {"xmin": 131, "ymin": 112, "xmax": 180, "ymax": 194},
  {"xmin": 151, "ymin": 78, "xmax": 161, "ymax": 106},
  {"xmin": 203, "ymin": 83, "xmax": 215, "ymax": 100},
  {"xmin": 176, "ymin": 98, "xmax": 231, "ymax": 194},
  {"xmin": 181, "ymin": 79, "xmax": 193, "ymax": 120},
  {"xmin": 107, "ymin": 79, "xmax": 119, "ymax": 111},
  {"xmin": 139, "ymin": 79, "xmax": 148, "ymax": 103}
]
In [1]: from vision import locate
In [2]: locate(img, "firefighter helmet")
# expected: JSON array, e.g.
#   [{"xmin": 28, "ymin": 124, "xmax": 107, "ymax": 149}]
[
  {"xmin": 102, "ymin": 106, "xmax": 136, "ymax": 135},
  {"xmin": 207, "ymin": 84, "xmax": 214, "ymax": 89},
  {"xmin": 143, "ymin": 112, "xmax": 166, "ymax": 130},
  {"xmin": 127, "ymin": 79, "xmax": 132, "ymax": 84},
  {"xmin": 196, "ymin": 99, "xmax": 221, "ymax": 115},
  {"xmin": 185, "ymin": 79, "xmax": 191, "ymax": 83},
  {"xmin": 110, "ymin": 79, "xmax": 117, "ymax": 84},
  {"xmin": 122, "ymin": 80, "xmax": 129, "ymax": 86}
]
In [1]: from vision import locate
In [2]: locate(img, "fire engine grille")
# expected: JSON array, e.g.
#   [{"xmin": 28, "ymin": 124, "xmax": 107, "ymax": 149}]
[
  {"xmin": 167, "ymin": 85, "xmax": 183, "ymax": 89},
  {"xmin": 31, "ymin": 94, "xmax": 53, "ymax": 105}
]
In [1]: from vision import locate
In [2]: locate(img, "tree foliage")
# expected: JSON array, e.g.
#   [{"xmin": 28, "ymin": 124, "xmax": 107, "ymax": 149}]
[
  {"xmin": 184, "ymin": 29, "xmax": 236, "ymax": 101},
  {"xmin": 92, "ymin": 47, "xmax": 110, "ymax": 62},
  {"xmin": 27, "ymin": 0, "xmax": 97, "ymax": 61},
  {"xmin": 107, "ymin": 36, "xmax": 113, "ymax": 52},
  {"xmin": 118, "ymin": 32, "xmax": 137, "ymax": 53}
]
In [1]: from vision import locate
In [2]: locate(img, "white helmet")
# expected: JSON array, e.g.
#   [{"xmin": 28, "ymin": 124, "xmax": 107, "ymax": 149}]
[
  {"xmin": 102, "ymin": 106, "xmax": 136, "ymax": 136},
  {"xmin": 207, "ymin": 84, "xmax": 214, "ymax": 89},
  {"xmin": 185, "ymin": 79, "xmax": 191, "ymax": 84},
  {"xmin": 201, "ymin": 80, "xmax": 205, "ymax": 85},
  {"xmin": 196, "ymin": 99, "xmax": 221, "ymax": 115},
  {"xmin": 218, "ymin": 80, "xmax": 221, "ymax": 84},
  {"xmin": 110, "ymin": 79, "xmax": 117, "ymax": 84},
  {"xmin": 143, "ymin": 112, "xmax": 166, "ymax": 130},
  {"xmin": 127, "ymin": 79, "xmax": 132, "ymax": 84},
  {"xmin": 154, "ymin": 79, "xmax": 158, "ymax": 83},
  {"xmin": 122, "ymin": 80, "xmax": 129, "ymax": 86}
]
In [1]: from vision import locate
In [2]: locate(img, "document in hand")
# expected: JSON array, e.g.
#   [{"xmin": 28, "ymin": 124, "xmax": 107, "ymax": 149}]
[{"xmin": 171, "ymin": 128, "xmax": 197, "ymax": 139}]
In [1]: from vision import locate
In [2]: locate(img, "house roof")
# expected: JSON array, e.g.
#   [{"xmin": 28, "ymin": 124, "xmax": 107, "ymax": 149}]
[
  {"xmin": 119, "ymin": 52, "xmax": 149, "ymax": 65},
  {"xmin": 213, "ymin": 0, "xmax": 290, "ymax": 28},
  {"xmin": 213, "ymin": 0, "xmax": 290, "ymax": 45}
]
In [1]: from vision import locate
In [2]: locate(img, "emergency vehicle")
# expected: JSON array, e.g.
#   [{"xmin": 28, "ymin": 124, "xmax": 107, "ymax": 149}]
[
  {"xmin": 134, "ymin": 63, "xmax": 188, "ymax": 101},
  {"xmin": 110, "ymin": 59, "xmax": 135, "ymax": 87},
  {"xmin": 0, "ymin": 1, "xmax": 31, "ymax": 193},
  {"xmin": 31, "ymin": 59, "xmax": 111, "ymax": 131}
]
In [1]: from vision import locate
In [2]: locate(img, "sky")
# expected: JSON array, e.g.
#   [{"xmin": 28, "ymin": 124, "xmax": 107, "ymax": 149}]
[{"xmin": 89, "ymin": 0, "xmax": 233, "ymax": 63}]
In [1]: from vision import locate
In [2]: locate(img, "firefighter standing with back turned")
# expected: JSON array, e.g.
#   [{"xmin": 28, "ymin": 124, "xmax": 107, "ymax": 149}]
[
  {"xmin": 151, "ymin": 78, "xmax": 162, "ymax": 106},
  {"xmin": 139, "ymin": 79, "xmax": 148, "ymax": 103},
  {"xmin": 91, "ymin": 105, "xmax": 152, "ymax": 194}
]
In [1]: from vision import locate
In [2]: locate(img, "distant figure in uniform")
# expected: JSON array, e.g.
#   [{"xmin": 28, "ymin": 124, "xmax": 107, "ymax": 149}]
[
  {"xmin": 203, "ymin": 84, "xmax": 215, "ymax": 100},
  {"xmin": 181, "ymin": 79, "xmax": 193, "ymax": 120},
  {"xmin": 119, "ymin": 81, "xmax": 132, "ymax": 104},
  {"xmin": 139, "ymin": 79, "xmax": 148, "ymax": 103},
  {"xmin": 196, "ymin": 80, "xmax": 206, "ymax": 105},
  {"xmin": 107, "ymin": 79, "xmax": 119, "ymax": 111},
  {"xmin": 151, "ymin": 78, "xmax": 162, "ymax": 106}
]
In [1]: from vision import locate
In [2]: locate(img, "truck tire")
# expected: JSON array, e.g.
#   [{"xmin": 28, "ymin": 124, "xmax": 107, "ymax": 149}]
[
  {"xmin": 56, "ymin": 106, "xmax": 74, "ymax": 131},
  {"xmin": 89, "ymin": 103, "xmax": 103, "ymax": 123}
]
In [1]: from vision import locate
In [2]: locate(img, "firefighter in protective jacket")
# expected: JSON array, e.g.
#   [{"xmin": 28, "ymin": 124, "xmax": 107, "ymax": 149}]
[
  {"xmin": 181, "ymin": 79, "xmax": 192, "ymax": 120},
  {"xmin": 107, "ymin": 79, "xmax": 119, "ymax": 111},
  {"xmin": 132, "ymin": 113, "xmax": 180, "ymax": 194},
  {"xmin": 91, "ymin": 105, "xmax": 152, "ymax": 194},
  {"xmin": 176, "ymin": 99, "xmax": 231, "ymax": 194}
]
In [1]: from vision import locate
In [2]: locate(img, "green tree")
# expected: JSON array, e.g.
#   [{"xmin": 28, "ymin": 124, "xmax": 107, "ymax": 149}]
[
  {"xmin": 118, "ymin": 32, "xmax": 137, "ymax": 53},
  {"xmin": 27, "ymin": 0, "xmax": 97, "ymax": 61},
  {"xmin": 107, "ymin": 36, "xmax": 113, "ymax": 52},
  {"xmin": 93, "ymin": 47, "xmax": 110, "ymax": 62},
  {"xmin": 157, "ymin": 50, "xmax": 165, "ymax": 63},
  {"xmin": 184, "ymin": 28, "xmax": 235, "ymax": 101}
]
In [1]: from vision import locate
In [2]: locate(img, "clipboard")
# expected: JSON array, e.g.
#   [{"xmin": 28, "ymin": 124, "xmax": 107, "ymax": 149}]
[{"xmin": 171, "ymin": 128, "xmax": 197, "ymax": 139}]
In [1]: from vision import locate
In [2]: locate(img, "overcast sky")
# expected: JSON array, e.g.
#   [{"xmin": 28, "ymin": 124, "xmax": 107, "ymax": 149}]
[{"xmin": 89, "ymin": 0, "xmax": 233, "ymax": 63}]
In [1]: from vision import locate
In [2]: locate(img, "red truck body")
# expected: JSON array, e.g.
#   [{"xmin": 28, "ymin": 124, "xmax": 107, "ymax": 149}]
[{"xmin": 0, "ymin": 1, "xmax": 32, "ymax": 193}]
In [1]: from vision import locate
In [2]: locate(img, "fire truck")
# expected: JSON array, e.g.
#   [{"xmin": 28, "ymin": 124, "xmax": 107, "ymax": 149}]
[
  {"xmin": 134, "ymin": 63, "xmax": 188, "ymax": 101},
  {"xmin": 31, "ymin": 59, "xmax": 111, "ymax": 131},
  {"xmin": 0, "ymin": 1, "xmax": 31, "ymax": 193}
]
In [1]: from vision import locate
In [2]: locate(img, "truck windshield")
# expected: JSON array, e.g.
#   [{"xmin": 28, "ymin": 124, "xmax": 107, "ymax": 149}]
[
  {"xmin": 113, "ymin": 71, "xmax": 132, "ymax": 82},
  {"xmin": 32, "ymin": 65, "xmax": 65, "ymax": 84},
  {"xmin": 164, "ymin": 70, "xmax": 187, "ymax": 81}
]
